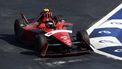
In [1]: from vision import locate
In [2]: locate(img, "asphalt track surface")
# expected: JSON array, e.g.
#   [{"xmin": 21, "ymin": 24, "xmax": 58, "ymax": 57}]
[{"xmin": 1, "ymin": 0, "xmax": 122, "ymax": 69}]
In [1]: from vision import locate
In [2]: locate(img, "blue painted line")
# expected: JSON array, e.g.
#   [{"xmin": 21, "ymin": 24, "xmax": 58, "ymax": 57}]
[
  {"xmin": 109, "ymin": 8, "xmax": 122, "ymax": 20},
  {"xmin": 99, "ymin": 46, "xmax": 122, "ymax": 57},
  {"xmin": 90, "ymin": 28, "xmax": 122, "ymax": 43}
]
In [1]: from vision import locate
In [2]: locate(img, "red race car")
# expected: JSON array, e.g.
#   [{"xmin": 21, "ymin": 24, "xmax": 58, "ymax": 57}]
[{"xmin": 14, "ymin": 9, "xmax": 92, "ymax": 57}]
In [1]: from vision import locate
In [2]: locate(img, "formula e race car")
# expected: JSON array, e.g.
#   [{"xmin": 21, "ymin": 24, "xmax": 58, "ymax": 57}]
[{"xmin": 14, "ymin": 13, "xmax": 92, "ymax": 57}]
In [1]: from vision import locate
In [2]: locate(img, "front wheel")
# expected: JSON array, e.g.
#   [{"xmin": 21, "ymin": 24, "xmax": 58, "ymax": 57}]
[
  {"xmin": 76, "ymin": 30, "xmax": 92, "ymax": 50},
  {"xmin": 35, "ymin": 34, "xmax": 48, "ymax": 57}
]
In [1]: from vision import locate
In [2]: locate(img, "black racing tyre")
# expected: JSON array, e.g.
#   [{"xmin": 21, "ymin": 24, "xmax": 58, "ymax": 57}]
[
  {"xmin": 35, "ymin": 34, "xmax": 48, "ymax": 57},
  {"xmin": 14, "ymin": 19, "xmax": 23, "ymax": 41},
  {"xmin": 76, "ymin": 30, "xmax": 92, "ymax": 50}
]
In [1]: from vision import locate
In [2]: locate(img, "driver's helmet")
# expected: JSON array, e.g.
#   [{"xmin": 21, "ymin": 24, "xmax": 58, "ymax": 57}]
[
  {"xmin": 42, "ymin": 8, "xmax": 52, "ymax": 18},
  {"xmin": 45, "ymin": 19, "xmax": 55, "ymax": 28},
  {"xmin": 43, "ymin": 8, "xmax": 50, "ymax": 12}
]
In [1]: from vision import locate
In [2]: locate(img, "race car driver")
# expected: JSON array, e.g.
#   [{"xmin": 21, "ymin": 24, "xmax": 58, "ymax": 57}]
[{"xmin": 38, "ymin": 8, "xmax": 53, "ymax": 22}]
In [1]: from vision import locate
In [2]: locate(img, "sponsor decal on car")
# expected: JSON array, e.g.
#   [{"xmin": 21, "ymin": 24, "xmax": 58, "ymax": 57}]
[{"xmin": 45, "ymin": 30, "xmax": 72, "ymax": 37}]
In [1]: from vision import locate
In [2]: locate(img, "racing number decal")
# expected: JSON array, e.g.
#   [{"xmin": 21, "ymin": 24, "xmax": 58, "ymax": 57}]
[{"xmin": 61, "ymin": 36, "xmax": 71, "ymax": 46}]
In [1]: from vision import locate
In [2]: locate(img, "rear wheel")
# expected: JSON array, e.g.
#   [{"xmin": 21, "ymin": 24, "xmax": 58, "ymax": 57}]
[
  {"xmin": 35, "ymin": 34, "xmax": 48, "ymax": 57},
  {"xmin": 14, "ymin": 19, "xmax": 24, "ymax": 41},
  {"xmin": 76, "ymin": 30, "xmax": 92, "ymax": 50}
]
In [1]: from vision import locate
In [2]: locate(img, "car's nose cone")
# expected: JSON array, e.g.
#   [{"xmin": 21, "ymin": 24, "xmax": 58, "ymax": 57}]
[
  {"xmin": 60, "ymin": 35, "xmax": 72, "ymax": 46},
  {"xmin": 53, "ymin": 32, "xmax": 72, "ymax": 47}
]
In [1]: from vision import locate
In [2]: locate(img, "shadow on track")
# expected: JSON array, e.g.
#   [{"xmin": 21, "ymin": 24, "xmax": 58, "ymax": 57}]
[
  {"xmin": 0, "ymin": 34, "xmax": 36, "ymax": 55},
  {"xmin": 0, "ymin": 34, "xmax": 34, "ymax": 49},
  {"xmin": 0, "ymin": 34, "xmax": 92, "ymax": 58}
]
